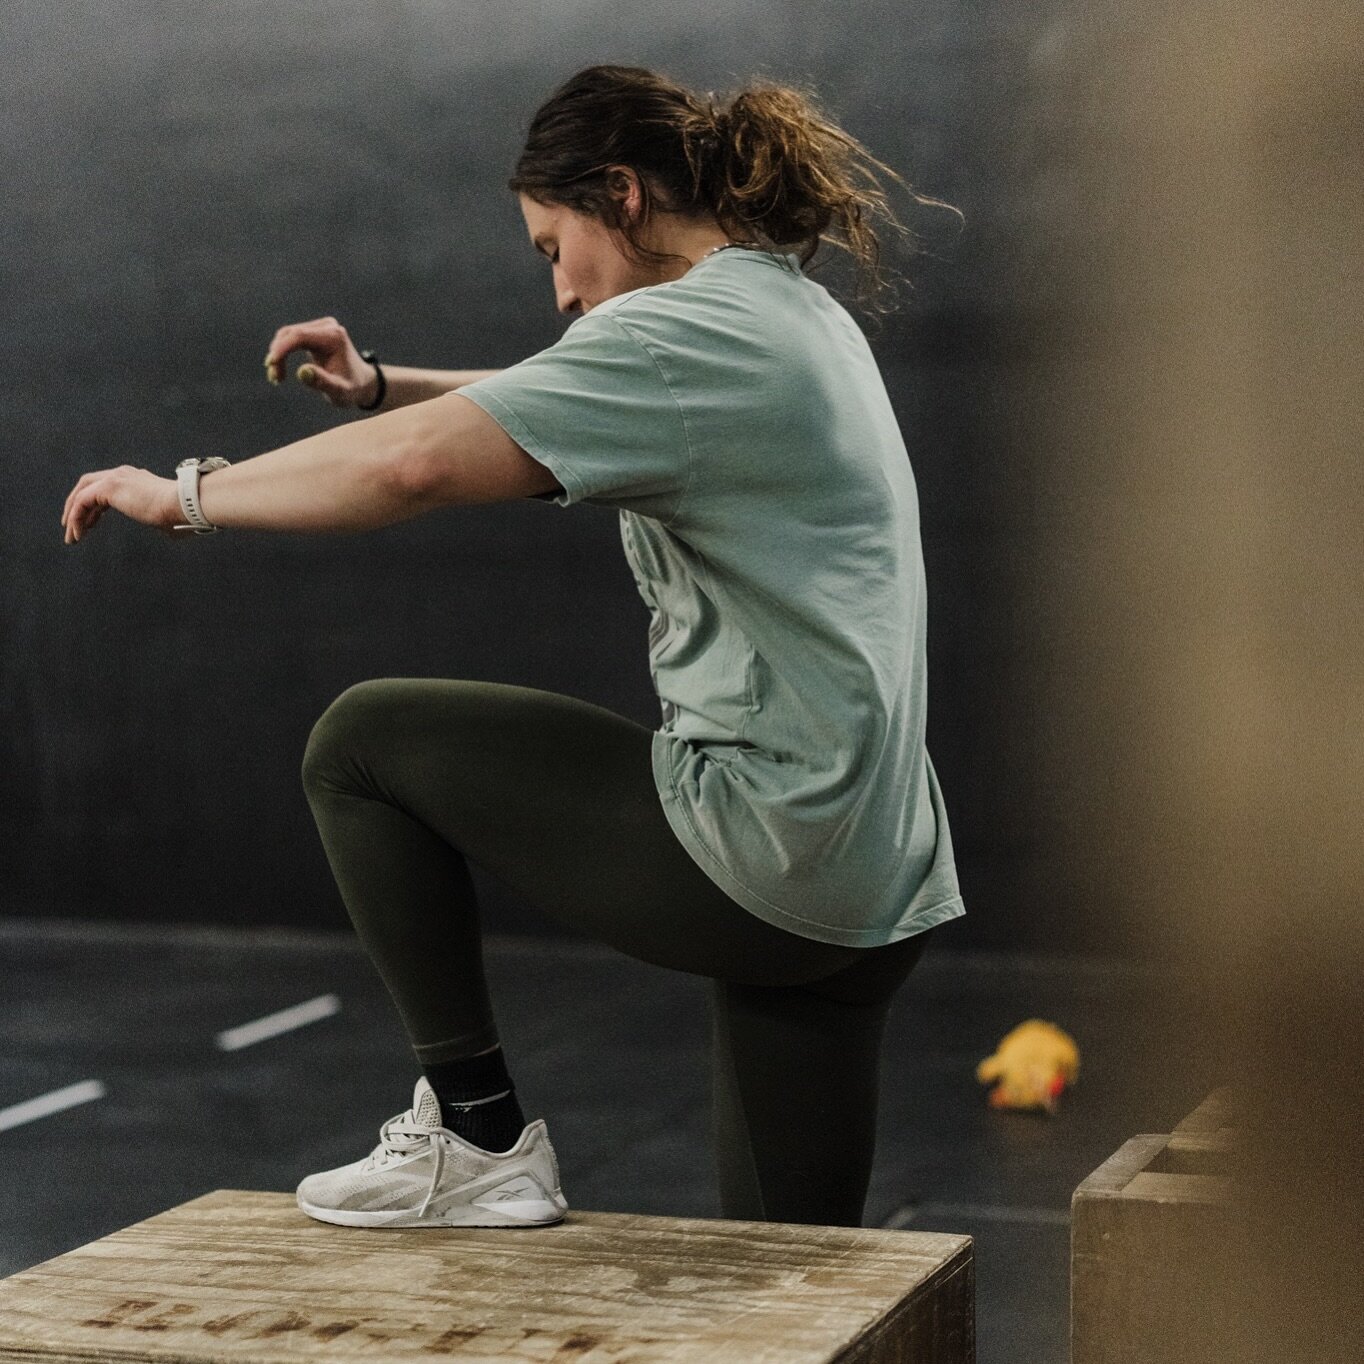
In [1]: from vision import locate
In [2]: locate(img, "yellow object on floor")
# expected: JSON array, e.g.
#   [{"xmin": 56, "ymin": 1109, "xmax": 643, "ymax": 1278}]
[{"xmin": 976, "ymin": 1018, "xmax": 1080, "ymax": 1113}]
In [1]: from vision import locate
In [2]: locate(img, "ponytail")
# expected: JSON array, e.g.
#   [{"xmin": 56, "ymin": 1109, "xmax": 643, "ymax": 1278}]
[{"xmin": 508, "ymin": 65, "xmax": 963, "ymax": 317}]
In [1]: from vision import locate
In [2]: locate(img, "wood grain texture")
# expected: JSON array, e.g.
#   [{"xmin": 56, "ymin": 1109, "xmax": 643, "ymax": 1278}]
[{"xmin": 0, "ymin": 1191, "xmax": 974, "ymax": 1363}]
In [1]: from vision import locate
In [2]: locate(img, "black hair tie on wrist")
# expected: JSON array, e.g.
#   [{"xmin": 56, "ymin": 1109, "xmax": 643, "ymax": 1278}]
[{"xmin": 357, "ymin": 349, "xmax": 386, "ymax": 411}]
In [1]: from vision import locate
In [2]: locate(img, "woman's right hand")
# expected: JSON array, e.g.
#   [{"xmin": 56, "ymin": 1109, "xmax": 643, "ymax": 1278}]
[{"xmin": 264, "ymin": 317, "xmax": 379, "ymax": 409}]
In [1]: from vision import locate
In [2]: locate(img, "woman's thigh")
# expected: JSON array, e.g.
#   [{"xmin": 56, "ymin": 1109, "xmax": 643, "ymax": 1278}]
[{"xmin": 304, "ymin": 677, "xmax": 915, "ymax": 991}]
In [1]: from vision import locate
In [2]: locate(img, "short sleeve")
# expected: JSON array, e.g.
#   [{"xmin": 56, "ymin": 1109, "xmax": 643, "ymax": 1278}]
[{"xmin": 458, "ymin": 312, "xmax": 691, "ymax": 522}]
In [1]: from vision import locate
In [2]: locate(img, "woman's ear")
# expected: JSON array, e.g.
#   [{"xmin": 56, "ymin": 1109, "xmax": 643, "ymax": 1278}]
[{"xmin": 606, "ymin": 165, "xmax": 646, "ymax": 222}]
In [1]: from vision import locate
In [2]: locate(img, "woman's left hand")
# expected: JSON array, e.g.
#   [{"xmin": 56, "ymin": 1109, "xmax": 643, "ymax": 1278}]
[{"xmin": 62, "ymin": 467, "xmax": 184, "ymax": 544}]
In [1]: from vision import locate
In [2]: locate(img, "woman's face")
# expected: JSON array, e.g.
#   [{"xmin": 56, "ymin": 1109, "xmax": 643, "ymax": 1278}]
[{"xmin": 517, "ymin": 187, "xmax": 660, "ymax": 317}]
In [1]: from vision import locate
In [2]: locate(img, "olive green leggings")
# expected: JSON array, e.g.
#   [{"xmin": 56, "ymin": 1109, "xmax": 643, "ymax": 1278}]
[{"xmin": 300, "ymin": 678, "xmax": 937, "ymax": 1227}]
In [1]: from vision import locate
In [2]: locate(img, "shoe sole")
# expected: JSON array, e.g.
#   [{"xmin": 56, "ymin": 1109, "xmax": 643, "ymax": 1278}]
[
  {"xmin": 296, "ymin": 1195, "xmax": 568, "ymax": 1228},
  {"xmin": 297, "ymin": 1170, "xmax": 569, "ymax": 1229}
]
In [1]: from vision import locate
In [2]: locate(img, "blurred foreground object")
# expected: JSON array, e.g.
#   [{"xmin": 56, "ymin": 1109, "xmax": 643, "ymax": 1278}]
[
  {"xmin": 1030, "ymin": 0, "xmax": 1364, "ymax": 1357},
  {"xmin": 976, "ymin": 1019, "xmax": 1079, "ymax": 1113},
  {"xmin": 1071, "ymin": 1087, "xmax": 1239, "ymax": 1363}
]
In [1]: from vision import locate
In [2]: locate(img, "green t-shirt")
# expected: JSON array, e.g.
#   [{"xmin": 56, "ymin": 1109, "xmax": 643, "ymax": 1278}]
[{"xmin": 459, "ymin": 246, "xmax": 964, "ymax": 946}]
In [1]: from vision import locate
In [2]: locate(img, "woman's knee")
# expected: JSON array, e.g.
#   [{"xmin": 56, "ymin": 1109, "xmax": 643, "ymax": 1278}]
[{"xmin": 301, "ymin": 678, "xmax": 408, "ymax": 791}]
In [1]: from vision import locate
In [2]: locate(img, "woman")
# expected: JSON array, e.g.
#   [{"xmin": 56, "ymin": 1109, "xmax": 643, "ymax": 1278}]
[{"xmin": 61, "ymin": 64, "xmax": 965, "ymax": 1229}]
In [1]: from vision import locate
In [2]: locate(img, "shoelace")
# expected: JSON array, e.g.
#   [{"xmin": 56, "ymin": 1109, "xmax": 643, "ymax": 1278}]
[
  {"xmin": 362, "ymin": 1111, "xmax": 448, "ymax": 1220},
  {"xmin": 361, "ymin": 1088, "xmax": 517, "ymax": 1220}
]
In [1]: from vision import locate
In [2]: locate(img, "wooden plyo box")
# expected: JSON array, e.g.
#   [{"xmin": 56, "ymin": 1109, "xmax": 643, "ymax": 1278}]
[
  {"xmin": 1070, "ymin": 1086, "xmax": 1240, "ymax": 1364},
  {"xmin": 0, "ymin": 1190, "xmax": 974, "ymax": 1363}
]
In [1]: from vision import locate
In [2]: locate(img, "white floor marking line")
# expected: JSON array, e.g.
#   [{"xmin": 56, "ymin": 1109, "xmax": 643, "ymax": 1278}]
[
  {"xmin": 0, "ymin": 1080, "xmax": 107, "ymax": 1134},
  {"xmin": 216, "ymin": 994, "xmax": 341, "ymax": 1052}
]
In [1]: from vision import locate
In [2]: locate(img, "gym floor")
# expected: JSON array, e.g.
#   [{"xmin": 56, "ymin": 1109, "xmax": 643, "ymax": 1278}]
[{"xmin": 0, "ymin": 918, "xmax": 1216, "ymax": 1364}]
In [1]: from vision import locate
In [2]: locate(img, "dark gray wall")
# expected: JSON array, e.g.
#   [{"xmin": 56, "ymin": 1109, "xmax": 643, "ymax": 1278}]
[{"xmin": 3, "ymin": 0, "xmax": 1118, "ymax": 951}]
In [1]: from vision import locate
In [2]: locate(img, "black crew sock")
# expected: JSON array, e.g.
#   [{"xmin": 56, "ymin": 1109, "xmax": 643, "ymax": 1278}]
[{"xmin": 421, "ymin": 1044, "xmax": 527, "ymax": 1154}]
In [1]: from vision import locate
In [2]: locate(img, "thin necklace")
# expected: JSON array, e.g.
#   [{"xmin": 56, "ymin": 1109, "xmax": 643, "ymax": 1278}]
[{"xmin": 698, "ymin": 240, "xmax": 758, "ymax": 262}]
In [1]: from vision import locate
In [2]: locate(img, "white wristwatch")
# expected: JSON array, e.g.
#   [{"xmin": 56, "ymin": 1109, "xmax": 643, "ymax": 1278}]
[{"xmin": 174, "ymin": 457, "xmax": 232, "ymax": 534}]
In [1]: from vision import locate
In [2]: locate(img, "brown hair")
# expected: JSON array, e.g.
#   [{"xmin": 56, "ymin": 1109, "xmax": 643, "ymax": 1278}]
[{"xmin": 507, "ymin": 64, "xmax": 963, "ymax": 318}]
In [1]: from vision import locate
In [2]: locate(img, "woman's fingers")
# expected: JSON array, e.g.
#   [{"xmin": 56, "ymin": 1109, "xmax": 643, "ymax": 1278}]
[
  {"xmin": 62, "ymin": 470, "xmax": 100, "ymax": 528},
  {"xmin": 64, "ymin": 474, "xmax": 109, "ymax": 533},
  {"xmin": 294, "ymin": 362, "xmax": 352, "ymax": 407},
  {"xmin": 62, "ymin": 466, "xmax": 176, "ymax": 544},
  {"xmin": 64, "ymin": 474, "xmax": 116, "ymax": 542},
  {"xmin": 64, "ymin": 483, "xmax": 93, "ymax": 542},
  {"xmin": 264, "ymin": 316, "xmax": 370, "ymax": 408},
  {"xmin": 264, "ymin": 316, "xmax": 349, "ymax": 384}
]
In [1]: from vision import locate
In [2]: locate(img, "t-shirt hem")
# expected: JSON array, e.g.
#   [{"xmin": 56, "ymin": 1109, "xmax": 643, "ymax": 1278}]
[{"xmin": 651, "ymin": 732, "xmax": 966, "ymax": 948}]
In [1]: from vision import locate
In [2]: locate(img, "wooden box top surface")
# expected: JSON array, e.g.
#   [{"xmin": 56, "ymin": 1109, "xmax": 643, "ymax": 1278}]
[{"xmin": 0, "ymin": 1190, "xmax": 972, "ymax": 1363}]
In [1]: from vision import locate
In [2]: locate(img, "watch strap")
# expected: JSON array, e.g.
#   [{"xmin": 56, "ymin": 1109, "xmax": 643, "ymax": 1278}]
[
  {"xmin": 357, "ymin": 350, "xmax": 385, "ymax": 411},
  {"xmin": 175, "ymin": 457, "xmax": 231, "ymax": 534}
]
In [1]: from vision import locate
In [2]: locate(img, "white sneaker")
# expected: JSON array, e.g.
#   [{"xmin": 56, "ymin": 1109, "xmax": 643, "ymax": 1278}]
[{"xmin": 295, "ymin": 1076, "xmax": 568, "ymax": 1228}]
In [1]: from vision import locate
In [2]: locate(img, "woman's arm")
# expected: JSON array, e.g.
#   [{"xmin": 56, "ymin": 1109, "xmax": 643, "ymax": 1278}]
[
  {"xmin": 198, "ymin": 392, "xmax": 557, "ymax": 531},
  {"xmin": 265, "ymin": 317, "xmax": 502, "ymax": 412},
  {"xmin": 61, "ymin": 393, "xmax": 560, "ymax": 543},
  {"xmin": 359, "ymin": 366, "xmax": 503, "ymax": 412}
]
